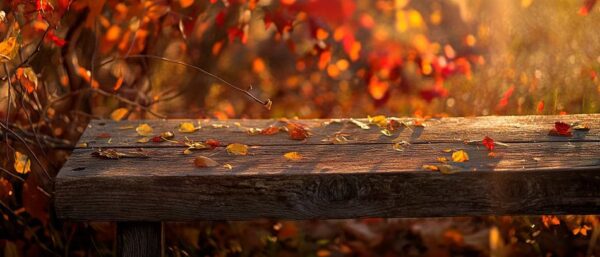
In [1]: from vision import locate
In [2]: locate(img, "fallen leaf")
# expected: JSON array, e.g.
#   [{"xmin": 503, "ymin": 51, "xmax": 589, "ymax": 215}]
[
  {"xmin": 452, "ymin": 150, "xmax": 469, "ymax": 162},
  {"xmin": 194, "ymin": 156, "xmax": 219, "ymax": 168},
  {"xmin": 549, "ymin": 121, "xmax": 572, "ymax": 136},
  {"xmin": 179, "ymin": 122, "xmax": 199, "ymax": 133},
  {"xmin": 287, "ymin": 123, "xmax": 309, "ymax": 140},
  {"xmin": 226, "ymin": 143, "xmax": 249, "ymax": 155},
  {"xmin": 14, "ymin": 151, "xmax": 31, "ymax": 174},
  {"xmin": 205, "ymin": 139, "xmax": 220, "ymax": 149},
  {"xmin": 368, "ymin": 115, "xmax": 388, "ymax": 127},
  {"xmin": 110, "ymin": 108, "xmax": 128, "ymax": 121},
  {"xmin": 160, "ymin": 131, "xmax": 175, "ymax": 139},
  {"xmin": 392, "ymin": 141, "xmax": 410, "ymax": 151},
  {"xmin": 284, "ymin": 152, "xmax": 303, "ymax": 161},
  {"xmin": 350, "ymin": 118, "xmax": 370, "ymax": 129},
  {"xmin": 437, "ymin": 157, "xmax": 448, "ymax": 163},
  {"xmin": 483, "ymin": 136, "xmax": 495, "ymax": 151},
  {"xmin": 442, "ymin": 149, "xmax": 452, "ymax": 153},
  {"xmin": 422, "ymin": 165, "xmax": 439, "ymax": 171},
  {"xmin": 95, "ymin": 133, "xmax": 111, "ymax": 139},
  {"xmin": 261, "ymin": 126, "xmax": 281, "ymax": 135},
  {"xmin": 572, "ymin": 123, "xmax": 590, "ymax": 131},
  {"xmin": 438, "ymin": 164, "xmax": 457, "ymax": 174},
  {"xmin": 137, "ymin": 137, "xmax": 150, "ymax": 143},
  {"xmin": 223, "ymin": 164, "xmax": 233, "ymax": 170},
  {"xmin": 380, "ymin": 129, "xmax": 392, "ymax": 136},
  {"xmin": 136, "ymin": 123, "xmax": 153, "ymax": 136}
]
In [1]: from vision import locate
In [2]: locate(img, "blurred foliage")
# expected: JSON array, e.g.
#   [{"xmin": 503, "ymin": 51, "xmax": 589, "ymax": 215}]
[{"xmin": 0, "ymin": 0, "xmax": 599, "ymax": 256}]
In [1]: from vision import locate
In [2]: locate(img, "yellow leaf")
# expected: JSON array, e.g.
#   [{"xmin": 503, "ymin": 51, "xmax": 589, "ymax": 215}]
[
  {"xmin": 223, "ymin": 164, "xmax": 233, "ymax": 170},
  {"xmin": 392, "ymin": 141, "xmax": 410, "ymax": 151},
  {"xmin": 437, "ymin": 157, "xmax": 448, "ymax": 163},
  {"xmin": 442, "ymin": 149, "xmax": 452, "ymax": 153},
  {"xmin": 14, "ymin": 151, "xmax": 31, "ymax": 174},
  {"xmin": 226, "ymin": 143, "xmax": 249, "ymax": 156},
  {"xmin": 178, "ymin": 122, "xmax": 199, "ymax": 133},
  {"xmin": 137, "ymin": 137, "xmax": 150, "ymax": 143},
  {"xmin": 380, "ymin": 129, "xmax": 392, "ymax": 137},
  {"xmin": 0, "ymin": 37, "xmax": 17, "ymax": 62},
  {"xmin": 452, "ymin": 150, "xmax": 469, "ymax": 162},
  {"xmin": 110, "ymin": 108, "xmax": 128, "ymax": 121},
  {"xmin": 368, "ymin": 115, "xmax": 388, "ymax": 127},
  {"xmin": 350, "ymin": 118, "xmax": 370, "ymax": 129},
  {"xmin": 136, "ymin": 123, "xmax": 153, "ymax": 136},
  {"xmin": 194, "ymin": 156, "xmax": 219, "ymax": 168},
  {"xmin": 284, "ymin": 152, "xmax": 303, "ymax": 161}
]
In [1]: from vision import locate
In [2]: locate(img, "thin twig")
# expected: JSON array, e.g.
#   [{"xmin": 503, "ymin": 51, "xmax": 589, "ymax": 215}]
[
  {"xmin": 0, "ymin": 167, "xmax": 25, "ymax": 182},
  {"xmin": 99, "ymin": 54, "xmax": 272, "ymax": 109},
  {"xmin": 0, "ymin": 121, "xmax": 52, "ymax": 181}
]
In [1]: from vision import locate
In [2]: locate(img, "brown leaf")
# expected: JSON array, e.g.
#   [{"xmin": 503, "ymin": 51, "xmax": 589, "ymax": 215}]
[
  {"xmin": 226, "ymin": 143, "xmax": 249, "ymax": 155},
  {"xmin": 194, "ymin": 156, "xmax": 219, "ymax": 168}
]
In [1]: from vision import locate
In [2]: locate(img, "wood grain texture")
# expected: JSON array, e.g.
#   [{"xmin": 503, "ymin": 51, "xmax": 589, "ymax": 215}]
[
  {"xmin": 117, "ymin": 222, "xmax": 162, "ymax": 257},
  {"xmin": 77, "ymin": 114, "xmax": 600, "ymax": 148},
  {"xmin": 55, "ymin": 141, "xmax": 600, "ymax": 221}
]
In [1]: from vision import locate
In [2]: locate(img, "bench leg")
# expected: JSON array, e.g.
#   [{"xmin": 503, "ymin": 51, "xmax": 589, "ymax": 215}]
[{"xmin": 117, "ymin": 222, "xmax": 163, "ymax": 257}]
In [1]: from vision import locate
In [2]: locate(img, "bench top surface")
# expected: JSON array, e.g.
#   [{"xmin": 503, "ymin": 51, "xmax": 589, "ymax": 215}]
[{"xmin": 55, "ymin": 114, "xmax": 600, "ymax": 221}]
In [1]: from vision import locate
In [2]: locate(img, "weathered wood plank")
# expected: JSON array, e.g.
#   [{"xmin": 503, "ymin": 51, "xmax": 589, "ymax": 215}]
[
  {"xmin": 55, "ymin": 142, "xmax": 600, "ymax": 221},
  {"xmin": 78, "ymin": 114, "xmax": 600, "ymax": 148},
  {"xmin": 116, "ymin": 222, "xmax": 162, "ymax": 257}
]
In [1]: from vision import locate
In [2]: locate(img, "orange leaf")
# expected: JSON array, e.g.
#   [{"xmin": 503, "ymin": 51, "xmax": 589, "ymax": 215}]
[
  {"xmin": 14, "ymin": 151, "xmax": 31, "ymax": 174},
  {"xmin": 110, "ymin": 108, "xmax": 128, "ymax": 121},
  {"xmin": 287, "ymin": 123, "xmax": 309, "ymax": 140},
  {"xmin": 284, "ymin": 152, "xmax": 303, "ymax": 161}
]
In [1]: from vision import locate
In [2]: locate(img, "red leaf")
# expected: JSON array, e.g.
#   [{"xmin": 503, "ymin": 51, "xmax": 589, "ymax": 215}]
[
  {"xmin": 286, "ymin": 123, "xmax": 309, "ymax": 140},
  {"xmin": 554, "ymin": 121, "xmax": 571, "ymax": 136},
  {"xmin": 151, "ymin": 136, "xmax": 164, "ymax": 142},
  {"xmin": 482, "ymin": 136, "xmax": 495, "ymax": 151},
  {"xmin": 205, "ymin": 139, "xmax": 220, "ymax": 149}
]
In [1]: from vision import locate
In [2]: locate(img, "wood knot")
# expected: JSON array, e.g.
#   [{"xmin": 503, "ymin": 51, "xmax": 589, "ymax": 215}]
[{"xmin": 317, "ymin": 175, "xmax": 359, "ymax": 202}]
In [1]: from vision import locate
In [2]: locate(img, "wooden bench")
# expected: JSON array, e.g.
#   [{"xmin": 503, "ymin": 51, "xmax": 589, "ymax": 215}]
[{"xmin": 54, "ymin": 114, "xmax": 600, "ymax": 257}]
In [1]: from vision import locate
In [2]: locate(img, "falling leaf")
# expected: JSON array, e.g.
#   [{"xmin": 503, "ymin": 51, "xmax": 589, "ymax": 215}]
[
  {"xmin": 287, "ymin": 123, "xmax": 309, "ymax": 140},
  {"xmin": 226, "ymin": 143, "xmax": 249, "ymax": 155},
  {"xmin": 483, "ymin": 136, "xmax": 495, "ymax": 151},
  {"xmin": 0, "ymin": 37, "xmax": 17, "ymax": 62},
  {"xmin": 261, "ymin": 126, "xmax": 280, "ymax": 135},
  {"xmin": 92, "ymin": 149, "xmax": 150, "ymax": 159},
  {"xmin": 284, "ymin": 152, "xmax": 303, "ymax": 161},
  {"xmin": 194, "ymin": 156, "xmax": 219, "ymax": 168},
  {"xmin": 14, "ymin": 151, "xmax": 31, "ymax": 174},
  {"xmin": 136, "ymin": 123, "xmax": 153, "ymax": 136},
  {"xmin": 110, "ymin": 108, "xmax": 128, "ymax": 121},
  {"xmin": 350, "ymin": 118, "xmax": 370, "ymax": 129},
  {"xmin": 452, "ymin": 150, "xmax": 469, "ymax": 162},
  {"xmin": 179, "ymin": 122, "xmax": 199, "ymax": 133}
]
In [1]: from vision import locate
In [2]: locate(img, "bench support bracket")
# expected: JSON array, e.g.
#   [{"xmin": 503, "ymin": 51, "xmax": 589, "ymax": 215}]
[{"xmin": 117, "ymin": 222, "xmax": 163, "ymax": 257}]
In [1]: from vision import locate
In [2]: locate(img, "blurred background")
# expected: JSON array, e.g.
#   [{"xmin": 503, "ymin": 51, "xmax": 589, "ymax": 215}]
[{"xmin": 0, "ymin": 0, "xmax": 599, "ymax": 256}]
